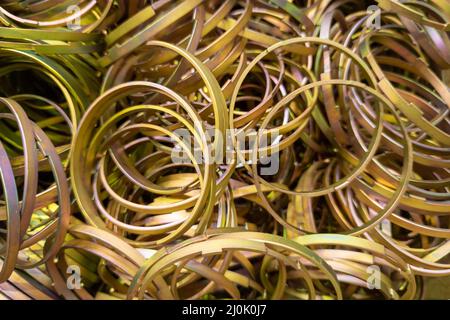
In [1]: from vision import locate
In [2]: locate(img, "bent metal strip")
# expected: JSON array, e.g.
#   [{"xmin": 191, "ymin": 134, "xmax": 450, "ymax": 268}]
[{"xmin": 0, "ymin": 0, "xmax": 448, "ymax": 300}]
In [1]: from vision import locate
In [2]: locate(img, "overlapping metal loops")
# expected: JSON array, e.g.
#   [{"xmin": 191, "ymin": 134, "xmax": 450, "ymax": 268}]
[{"xmin": 0, "ymin": 0, "xmax": 449, "ymax": 300}]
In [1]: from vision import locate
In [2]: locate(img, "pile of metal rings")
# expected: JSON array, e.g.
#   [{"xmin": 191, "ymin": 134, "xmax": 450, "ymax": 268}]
[{"xmin": 0, "ymin": 0, "xmax": 449, "ymax": 300}]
